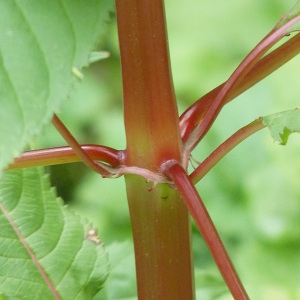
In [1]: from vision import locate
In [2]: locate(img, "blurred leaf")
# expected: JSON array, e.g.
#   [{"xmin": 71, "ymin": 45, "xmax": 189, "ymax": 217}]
[
  {"xmin": 194, "ymin": 269, "xmax": 230, "ymax": 300},
  {"xmin": 95, "ymin": 241, "xmax": 137, "ymax": 300},
  {"xmin": 89, "ymin": 51, "xmax": 110, "ymax": 64},
  {"xmin": 275, "ymin": 0, "xmax": 300, "ymax": 33},
  {"xmin": 0, "ymin": 168, "xmax": 109, "ymax": 299},
  {"xmin": 262, "ymin": 108, "xmax": 300, "ymax": 145},
  {"xmin": 0, "ymin": 0, "xmax": 113, "ymax": 172},
  {"xmin": 0, "ymin": 295, "xmax": 21, "ymax": 300}
]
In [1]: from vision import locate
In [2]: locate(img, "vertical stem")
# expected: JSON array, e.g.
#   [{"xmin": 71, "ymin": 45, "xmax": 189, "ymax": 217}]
[
  {"xmin": 116, "ymin": 0, "xmax": 194, "ymax": 298},
  {"xmin": 116, "ymin": 0, "xmax": 182, "ymax": 169},
  {"xmin": 126, "ymin": 176, "xmax": 194, "ymax": 299}
]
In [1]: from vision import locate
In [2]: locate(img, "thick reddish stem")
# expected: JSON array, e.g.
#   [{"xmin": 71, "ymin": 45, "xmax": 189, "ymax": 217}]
[
  {"xmin": 116, "ymin": 0, "xmax": 182, "ymax": 169},
  {"xmin": 163, "ymin": 161, "xmax": 249, "ymax": 300},
  {"xmin": 116, "ymin": 0, "xmax": 193, "ymax": 298}
]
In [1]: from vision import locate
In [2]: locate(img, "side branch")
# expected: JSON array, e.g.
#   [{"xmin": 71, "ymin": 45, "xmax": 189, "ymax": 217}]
[
  {"xmin": 190, "ymin": 118, "xmax": 266, "ymax": 184},
  {"xmin": 180, "ymin": 32, "xmax": 300, "ymax": 152},
  {"xmin": 185, "ymin": 17, "xmax": 300, "ymax": 151},
  {"xmin": 52, "ymin": 114, "xmax": 119, "ymax": 177},
  {"xmin": 7, "ymin": 145, "xmax": 122, "ymax": 170},
  {"xmin": 162, "ymin": 161, "xmax": 249, "ymax": 299}
]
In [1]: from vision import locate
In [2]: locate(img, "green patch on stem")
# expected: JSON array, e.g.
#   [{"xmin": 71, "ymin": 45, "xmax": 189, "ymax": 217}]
[
  {"xmin": 262, "ymin": 108, "xmax": 300, "ymax": 145},
  {"xmin": 0, "ymin": 167, "xmax": 109, "ymax": 299},
  {"xmin": 0, "ymin": 0, "xmax": 113, "ymax": 173}
]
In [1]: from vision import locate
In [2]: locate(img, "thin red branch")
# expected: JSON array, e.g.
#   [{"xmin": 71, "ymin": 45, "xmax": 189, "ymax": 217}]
[
  {"xmin": 7, "ymin": 145, "xmax": 122, "ymax": 170},
  {"xmin": 162, "ymin": 161, "xmax": 249, "ymax": 300},
  {"xmin": 190, "ymin": 118, "xmax": 266, "ymax": 184},
  {"xmin": 52, "ymin": 114, "xmax": 118, "ymax": 177},
  {"xmin": 180, "ymin": 33, "xmax": 300, "ymax": 143},
  {"xmin": 181, "ymin": 27, "xmax": 300, "ymax": 154}
]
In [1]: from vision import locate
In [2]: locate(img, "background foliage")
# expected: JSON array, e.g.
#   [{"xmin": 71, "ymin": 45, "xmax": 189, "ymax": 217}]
[{"xmin": 32, "ymin": 0, "xmax": 300, "ymax": 298}]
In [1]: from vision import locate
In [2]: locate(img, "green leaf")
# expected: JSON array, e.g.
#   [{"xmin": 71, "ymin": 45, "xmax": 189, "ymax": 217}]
[
  {"xmin": 0, "ymin": 168, "xmax": 109, "ymax": 300},
  {"xmin": 89, "ymin": 51, "xmax": 110, "ymax": 64},
  {"xmin": 194, "ymin": 269, "xmax": 229, "ymax": 300},
  {"xmin": 0, "ymin": 0, "xmax": 113, "ymax": 172},
  {"xmin": 262, "ymin": 108, "xmax": 300, "ymax": 145},
  {"xmin": 95, "ymin": 241, "xmax": 137, "ymax": 300}
]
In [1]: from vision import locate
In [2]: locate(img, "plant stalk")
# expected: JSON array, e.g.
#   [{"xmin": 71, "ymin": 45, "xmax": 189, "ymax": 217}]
[
  {"xmin": 164, "ymin": 162, "xmax": 249, "ymax": 299},
  {"xmin": 116, "ymin": 0, "xmax": 194, "ymax": 298},
  {"xmin": 125, "ymin": 176, "xmax": 194, "ymax": 299},
  {"xmin": 180, "ymin": 33, "xmax": 300, "ymax": 147},
  {"xmin": 7, "ymin": 145, "xmax": 121, "ymax": 170},
  {"xmin": 190, "ymin": 118, "xmax": 266, "ymax": 184}
]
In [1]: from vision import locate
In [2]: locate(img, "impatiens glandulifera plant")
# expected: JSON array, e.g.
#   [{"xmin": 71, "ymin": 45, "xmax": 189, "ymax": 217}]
[{"xmin": 1, "ymin": 0, "xmax": 300, "ymax": 299}]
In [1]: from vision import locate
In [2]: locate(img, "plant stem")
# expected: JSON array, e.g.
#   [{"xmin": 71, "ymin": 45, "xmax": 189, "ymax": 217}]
[
  {"xmin": 187, "ymin": 16, "xmax": 300, "ymax": 150},
  {"xmin": 7, "ymin": 145, "xmax": 121, "ymax": 170},
  {"xmin": 52, "ymin": 114, "xmax": 116, "ymax": 177},
  {"xmin": 180, "ymin": 32, "xmax": 300, "ymax": 149},
  {"xmin": 163, "ymin": 161, "xmax": 249, "ymax": 300},
  {"xmin": 125, "ymin": 176, "xmax": 194, "ymax": 299},
  {"xmin": 190, "ymin": 118, "xmax": 266, "ymax": 184},
  {"xmin": 116, "ymin": 0, "xmax": 194, "ymax": 298},
  {"xmin": 116, "ymin": 0, "xmax": 182, "ymax": 169}
]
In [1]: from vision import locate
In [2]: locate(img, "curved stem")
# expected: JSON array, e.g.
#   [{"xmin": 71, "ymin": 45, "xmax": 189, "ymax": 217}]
[
  {"xmin": 180, "ymin": 33, "xmax": 300, "ymax": 144},
  {"xmin": 181, "ymin": 27, "xmax": 300, "ymax": 153},
  {"xmin": 52, "ymin": 114, "xmax": 118, "ymax": 177},
  {"xmin": 163, "ymin": 161, "xmax": 249, "ymax": 300},
  {"xmin": 190, "ymin": 118, "xmax": 266, "ymax": 184},
  {"xmin": 185, "ymin": 16, "xmax": 300, "ymax": 151},
  {"xmin": 7, "ymin": 144, "xmax": 122, "ymax": 170}
]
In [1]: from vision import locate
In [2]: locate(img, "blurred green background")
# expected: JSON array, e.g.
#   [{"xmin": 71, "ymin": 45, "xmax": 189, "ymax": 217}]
[{"xmin": 35, "ymin": 0, "xmax": 300, "ymax": 299}]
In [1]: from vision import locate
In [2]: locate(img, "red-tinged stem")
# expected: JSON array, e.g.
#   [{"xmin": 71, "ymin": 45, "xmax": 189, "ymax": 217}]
[
  {"xmin": 180, "ymin": 32, "xmax": 300, "ymax": 144},
  {"xmin": 116, "ymin": 0, "xmax": 182, "ymax": 170},
  {"xmin": 116, "ymin": 0, "xmax": 193, "ymax": 298},
  {"xmin": 182, "ymin": 24, "xmax": 300, "ymax": 153},
  {"xmin": 190, "ymin": 118, "xmax": 266, "ymax": 184},
  {"xmin": 52, "ymin": 114, "xmax": 117, "ymax": 177},
  {"xmin": 7, "ymin": 145, "xmax": 122, "ymax": 170},
  {"xmin": 163, "ymin": 161, "xmax": 249, "ymax": 300}
]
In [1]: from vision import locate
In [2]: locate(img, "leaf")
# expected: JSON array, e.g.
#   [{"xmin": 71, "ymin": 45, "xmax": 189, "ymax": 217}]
[
  {"xmin": 194, "ymin": 269, "xmax": 230, "ymax": 300},
  {"xmin": 95, "ymin": 241, "xmax": 137, "ymax": 300},
  {"xmin": 0, "ymin": 0, "xmax": 113, "ymax": 172},
  {"xmin": 262, "ymin": 108, "xmax": 300, "ymax": 145},
  {"xmin": 0, "ymin": 167, "xmax": 109, "ymax": 300},
  {"xmin": 89, "ymin": 51, "xmax": 110, "ymax": 64}
]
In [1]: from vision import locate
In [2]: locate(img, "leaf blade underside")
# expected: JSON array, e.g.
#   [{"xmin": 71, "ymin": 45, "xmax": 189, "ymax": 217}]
[
  {"xmin": 0, "ymin": 0, "xmax": 113, "ymax": 172},
  {"xmin": 0, "ymin": 167, "xmax": 109, "ymax": 300}
]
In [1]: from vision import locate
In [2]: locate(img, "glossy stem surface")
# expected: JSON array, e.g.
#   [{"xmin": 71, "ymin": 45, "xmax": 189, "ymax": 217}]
[{"xmin": 116, "ymin": 0, "xmax": 194, "ymax": 298}]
